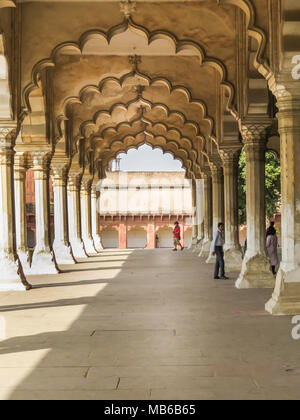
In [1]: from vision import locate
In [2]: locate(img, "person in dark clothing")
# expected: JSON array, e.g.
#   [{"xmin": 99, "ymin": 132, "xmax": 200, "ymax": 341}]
[{"xmin": 211, "ymin": 222, "xmax": 228, "ymax": 280}]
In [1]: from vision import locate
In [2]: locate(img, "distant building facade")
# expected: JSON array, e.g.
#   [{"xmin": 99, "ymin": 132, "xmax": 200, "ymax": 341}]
[{"xmin": 98, "ymin": 171, "xmax": 193, "ymax": 249}]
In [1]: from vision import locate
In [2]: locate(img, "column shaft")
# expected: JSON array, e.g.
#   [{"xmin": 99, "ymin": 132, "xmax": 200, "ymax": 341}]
[
  {"xmin": 67, "ymin": 174, "xmax": 87, "ymax": 258},
  {"xmin": 119, "ymin": 222, "xmax": 127, "ymax": 249},
  {"xmin": 236, "ymin": 123, "xmax": 274, "ymax": 288},
  {"xmin": 199, "ymin": 174, "xmax": 213, "ymax": 258},
  {"xmin": 0, "ymin": 127, "xmax": 30, "ymax": 290},
  {"xmin": 14, "ymin": 156, "xmax": 31, "ymax": 274},
  {"xmin": 91, "ymin": 183, "xmax": 103, "ymax": 252},
  {"xmin": 81, "ymin": 179, "xmax": 97, "ymax": 254},
  {"xmin": 52, "ymin": 163, "xmax": 75, "ymax": 265},
  {"xmin": 221, "ymin": 150, "xmax": 243, "ymax": 270},
  {"xmin": 146, "ymin": 222, "xmax": 156, "ymax": 249},
  {"xmin": 266, "ymin": 94, "xmax": 300, "ymax": 314},
  {"xmin": 30, "ymin": 152, "xmax": 59, "ymax": 275}
]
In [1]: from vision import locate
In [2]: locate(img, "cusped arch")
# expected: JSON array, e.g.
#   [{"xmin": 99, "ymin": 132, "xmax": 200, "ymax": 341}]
[{"xmin": 23, "ymin": 19, "xmax": 235, "ymax": 115}]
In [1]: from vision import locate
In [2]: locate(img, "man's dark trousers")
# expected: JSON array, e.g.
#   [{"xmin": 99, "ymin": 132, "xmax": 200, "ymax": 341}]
[{"xmin": 214, "ymin": 246, "xmax": 225, "ymax": 278}]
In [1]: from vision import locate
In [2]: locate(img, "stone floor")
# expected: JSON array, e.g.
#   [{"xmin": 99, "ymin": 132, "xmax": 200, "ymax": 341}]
[{"xmin": 0, "ymin": 248, "xmax": 299, "ymax": 400}]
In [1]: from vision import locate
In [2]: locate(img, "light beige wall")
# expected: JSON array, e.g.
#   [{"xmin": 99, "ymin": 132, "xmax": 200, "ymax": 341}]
[{"xmin": 98, "ymin": 171, "xmax": 192, "ymax": 215}]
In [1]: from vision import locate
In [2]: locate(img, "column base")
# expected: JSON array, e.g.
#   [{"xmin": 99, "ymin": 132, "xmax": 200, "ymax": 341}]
[
  {"xmin": 199, "ymin": 240, "xmax": 211, "ymax": 258},
  {"xmin": 235, "ymin": 253, "xmax": 275, "ymax": 289},
  {"xmin": 30, "ymin": 250, "xmax": 59, "ymax": 275},
  {"xmin": 192, "ymin": 239, "xmax": 203, "ymax": 253},
  {"xmin": 83, "ymin": 237, "xmax": 97, "ymax": 254},
  {"xmin": 0, "ymin": 255, "xmax": 31, "ymax": 291},
  {"xmin": 17, "ymin": 250, "xmax": 32, "ymax": 275},
  {"xmin": 53, "ymin": 241, "xmax": 76, "ymax": 265},
  {"xmin": 206, "ymin": 252, "xmax": 215, "ymax": 264},
  {"xmin": 188, "ymin": 237, "xmax": 198, "ymax": 250},
  {"xmin": 265, "ymin": 266, "xmax": 300, "ymax": 315},
  {"xmin": 92, "ymin": 235, "xmax": 103, "ymax": 252},
  {"xmin": 70, "ymin": 239, "xmax": 87, "ymax": 259},
  {"xmin": 224, "ymin": 247, "xmax": 243, "ymax": 271}
]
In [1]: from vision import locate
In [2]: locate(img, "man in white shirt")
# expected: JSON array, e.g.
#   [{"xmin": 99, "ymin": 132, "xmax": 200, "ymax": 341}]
[{"xmin": 211, "ymin": 222, "xmax": 229, "ymax": 280}]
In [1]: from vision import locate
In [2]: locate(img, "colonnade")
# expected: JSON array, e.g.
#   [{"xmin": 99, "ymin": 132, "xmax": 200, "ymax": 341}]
[{"xmin": 0, "ymin": 143, "xmax": 103, "ymax": 290}]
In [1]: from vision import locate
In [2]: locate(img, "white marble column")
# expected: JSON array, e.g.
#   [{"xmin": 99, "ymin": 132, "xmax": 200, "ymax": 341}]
[
  {"xmin": 220, "ymin": 149, "xmax": 243, "ymax": 271},
  {"xmin": 91, "ymin": 182, "xmax": 103, "ymax": 252},
  {"xmin": 235, "ymin": 121, "xmax": 274, "ymax": 288},
  {"xmin": 81, "ymin": 178, "xmax": 97, "ymax": 254},
  {"xmin": 52, "ymin": 162, "xmax": 76, "ymax": 265},
  {"xmin": 0, "ymin": 125, "xmax": 31, "ymax": 290},
  {"xmin": 196, "ymin": 178, "xmax": 204, "ymax": 244},
  {"xmin": 189, "ymin": 177, "xmax": 198, "ymax": 249},
  {"xmin": 67, "ymin": 173, "xmax": 87, "ymax": 258},
  {"xmin": 266, "ymin": 87, "xmax": 300, "ymax": 314},
  {"xmin": 206, "ymin": 164, "xmax": 224, "ymax": 263},
  {"xmin": 30, "ymin": 152, "xmax": 59, "ymax": 275},
  {"xmin": 199, "ymin": 172, "xmax": 213, "ymax": 258},
  {"xmin": 14, "ymin": 153, "xmax": 31, "ymax": 274}
]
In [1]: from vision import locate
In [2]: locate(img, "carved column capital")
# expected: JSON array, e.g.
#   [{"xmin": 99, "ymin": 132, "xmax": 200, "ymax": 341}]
[
  {"xmin": 51, "ymin": 162, "xmax": 69, "ymax": 187},
  {"xmin": 81, "ymin": 177, "xmax": 92, "ymax": 193},
  {"xmin": 31, "ymin": 151, "xmax": 51, "ymax": 181},
  {"xmin": 240, "ymin": 123, "xmax": 270, "ymax": 145},
  {"xmin": 219, "ymin": 148, "xmax": 241, "ymax": 170},
  {"xmin": 0, "ymin": 125, "xmax": 18, "ymax": 165}
]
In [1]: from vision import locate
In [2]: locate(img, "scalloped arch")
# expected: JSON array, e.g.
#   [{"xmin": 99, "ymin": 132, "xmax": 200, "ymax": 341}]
[
  {"xmin": 23, "ymin": 18, "xmax": 236, "ymax": 115},
  {"xmin": 218, "ymin": 0, "xmax": 270, "ymax": 77},
  {"xmin": 62, "ymin": 71, "xmax": 214, "ymax": 137},
  {"xmin": 100, "ymin": 139, "xmax": 195, "ymax": 179}
]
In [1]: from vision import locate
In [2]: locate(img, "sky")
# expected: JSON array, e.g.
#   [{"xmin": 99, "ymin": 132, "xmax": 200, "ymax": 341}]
[{"xmin": 116, "ymin": 144, "xmax": 185, "ymax": 172}]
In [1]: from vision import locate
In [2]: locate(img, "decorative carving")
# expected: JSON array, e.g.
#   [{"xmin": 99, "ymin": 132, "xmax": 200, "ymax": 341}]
[
  {"xmin": 128, "ymin": 55, "xmax": 142, "ymax": 73},
  {"xmin": 120, "ymin": 0, "xmax": 136, "ymax": 20}
]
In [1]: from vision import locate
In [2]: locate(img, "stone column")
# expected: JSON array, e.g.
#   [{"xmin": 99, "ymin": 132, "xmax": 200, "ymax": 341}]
[
  {"xmin": 91, "ymin": 182, "xmax": 103, "ymax": 252},
  {"xmin": 14, "ymin": 153, "xmax": 31, "ymax": 274},
  {"xmin": 220, "ymin": 149, "xmax": 243, "ymax": 271},
  {"xmin": 0, "ymin": 126, "xmax": 31, "ymax": 290},
  {"xmin": 199, "ymin": 173, "xmax": 213, "ymax": 258},
  {"xmin": 196, "ymin": 178, "xmax": 204, "ymax": 246},
  {"xmin": 30, "ymin": 152, "xmax": 59, "ymax": 275},
  {"xmin": 266, "ymin": 88, "xmax": 300, "ymax": 314},
  {"xmin": 189, "ymin": 177, "xmax": 198, "ymax": 249},
  {"xmin": 146, "ymin": 222, "xmax": 156, "ymax": 249},
  {"xmin": 81, "ymin": 178, "xmax": 97, "ymax": 254},
  {"xmin": 235, "ymin": 122, "xmax": 274, "ymax": 288},
  {"xmin": 67, "ymin": 173, "xmax": 87, "ymax": 258},
  {"xmin": 206, "ymin": 164, "xmax": 224, "ymax": 263},
  {"xmin": 52, "ymin": 162, "xmax": 75, "ymax": 265},
  {"xmin": 119, "ymin": 222, "xmax": 127, "ymax": 249},
  {"xmin": 180, "ymin": 221, "xmax": 185, "ymax": 248}
]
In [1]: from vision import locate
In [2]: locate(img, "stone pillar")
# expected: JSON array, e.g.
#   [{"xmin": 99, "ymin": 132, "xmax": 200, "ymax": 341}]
[
  {"xmin": 206, "ymin": 164, "xmax": 224, "ymax": 263},
  {"xmin": 266, "ymin": 89, "xmax": 300, "ymax": 314},
  {"xmin": 196, "ymin": 178, "xmax": 204, "ymax": 246},
  {"xmin": 0, "ymin": 126, "xmax": 31, "ymax": 290},
  {"xmin": 81, "ymin": 178, "xmax": 97, "ymax": 254},
  {"xmin": 52, "ymin": 162, "xmax": 75, "ymax": 265},
  {"xmin": 199, "ymin": 173, "xmax": 213, "ymax": 258},
  {"xmin": 146, "ymin": 222, "xmax": 156, "ymax": 249},
  {"xmin": 189, "ymin": 177, "xmax": 198, "ymax": 249},
  {"xmin": 119, "ymin": 222, "xmax": 127, "ymax": 249},
  {"xmin": 14, "ymin": 153, "xmax": 31, "ymax": 274},
  {"xmin": 180, "ymin": 221, "xmax": 185, "ymax": 248},
  {"xmin": 220, "ymin": 149, "xmax": 243, "ymax": 271},
  {"xmin": 235, "ymin": 122, "xmax": 274, "ymax": 288},
  {"xmin": 30, "ymin": 152, "xmax": 59, "ymax": 275},
  {"xmin": 67, "ymin": 173, "xmax": 87, "ymax": 258},
  {"xmin": 91, "ymin": 182, "xmax": 103, "ymax": 252}
]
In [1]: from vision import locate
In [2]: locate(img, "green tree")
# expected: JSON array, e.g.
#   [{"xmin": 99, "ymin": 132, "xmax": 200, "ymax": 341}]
[{"xmin": 238, "ymin": 148, "xmax": 281, "ymax": 225}]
